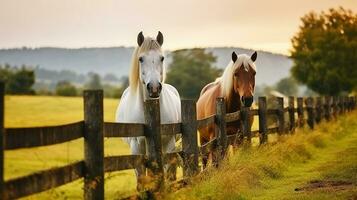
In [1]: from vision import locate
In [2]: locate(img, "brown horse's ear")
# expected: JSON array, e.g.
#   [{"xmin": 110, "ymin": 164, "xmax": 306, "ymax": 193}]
[
  {"xmin": 137, "ymin": 31, "xmax": 144, "ymax": 46},
  {"xmin": 232, "ymin": 51, "xmax": 238, "ymax": 63},
  {"xmin": 156, "ymin": 31, "xmax": 164, "ymax": 46},
  {"xmin": 251, "ymin": 51, "xmax": 257, "ymax": 62}
]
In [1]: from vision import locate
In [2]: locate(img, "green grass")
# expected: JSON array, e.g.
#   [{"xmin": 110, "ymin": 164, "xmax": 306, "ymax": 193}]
[
  {"xmin": 165, "ymin": 111, "xmax": 357, "ymax": 200},
  {"xmin": 5, "ymin": 95, "xmax": 137, "ymax": 199}
]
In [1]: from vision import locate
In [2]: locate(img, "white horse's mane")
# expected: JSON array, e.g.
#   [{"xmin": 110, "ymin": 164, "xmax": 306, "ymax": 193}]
[
  {"xmin": 129, "ymin": 37, "xmax": 164, "ymax": 94},
  {"xmin": 216, "ymin": 54, "xmax": 257, "ymax": 99}
]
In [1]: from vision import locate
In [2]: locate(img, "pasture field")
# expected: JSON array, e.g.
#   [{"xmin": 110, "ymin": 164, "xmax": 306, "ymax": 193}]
[
  {"xmin": 5, "ymin": 95, "xmax": 137, "ymax": 199},
  {"xmin": 166, "ymin": 110, "xmax": 357, "ymax": 200}
]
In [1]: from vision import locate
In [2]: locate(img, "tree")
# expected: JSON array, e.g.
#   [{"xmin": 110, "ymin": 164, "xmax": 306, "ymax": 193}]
[
  {"xmin": 166, "ymin": 49, "xmax": 221, "ymax": 99},
  {"xmin": 275, "ymin": 77, "xmax": 299, "ymax": 96},
  {"xmin": 85, "ymin": 73, "xmax": 102, "ymax": 90},
  {"xmin": 0, "ymin": 65, "xmax": 35, "ymax": 94},
  {"xmin": 291, "ymin": 7, "xmax": 357, "ymax": 95},
  {"xmin": 55, "ymin": 81, "xmax": 77, "ymax": 96}
]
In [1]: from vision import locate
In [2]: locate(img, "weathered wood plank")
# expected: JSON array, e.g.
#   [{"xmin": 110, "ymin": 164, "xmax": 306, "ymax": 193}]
[
  {"xmin": 4, "ymin": 161, "xmax": 84, "ymax": 200},
  {"xmin": 332, "ymin": 96, "xmax": 339, "ymax": 118},
  {"xmin": 104, "ymin": 155, "xmax": 146, "ymax": 172},
  {"xmin": 225, "ymin": 111, "xmax": 240, "ymax": 123},
  {"xmin": 241, "ymin": 106, "xmax": 252, "ymax": 144},
  {"xmin": 161, "ymin": 123, "xmax": 182, "ymax": 136},
  {"xmin": 104, "ymin": 122, "xmax": 144, "ymax": 137},
  {"xmin": 288, "ymin": 96, "xmax": 295, "ymax": 133},
  {"xmin": 267, "ymin": 109, "xmax": 278, "ymax": 115},
  {"xmin": 215, "ymin": 98, "xmax": 228, "ymax": 163},
  {"xmin": 324, "ymin": 96, "xmax": 332, "ymax": 121},
  {"xmin": 258, "ymin": 97, "xmax": 268, "ymax": 144},
  {"xmin": 197, "ymin": 115, "xmax": 215, "ymax": 129},
  {"xmin": 305, "ymin": 97, "xmax": 315, "ymax": 129},
  {"xmin": 181, "ymin": 100, "xmax": 199, "ymax": 177},
  {"xmin": 276, "ymin": 97, "xmax": 285, "ymax": 134},
  {"xmin": 5, "ymin": 121, "xmax": 84, "ymax": 150},
  {"xmin": 83, "ymin": 90, "xmax": 104, "ymax": 200},
  {"xmin": 297, "ymin": 97, "xmax": 304, "ymax": 127},
  {"xmin": 250, "ymin": 109, "xmax": 259, "ymax": 116},
  {"xmin": 144, "ymin": 99, "xmax": 164, "ymax": 192},
  {"xmin": 315, "ymin": 97, "xmax": 322, "ymax": 123}
]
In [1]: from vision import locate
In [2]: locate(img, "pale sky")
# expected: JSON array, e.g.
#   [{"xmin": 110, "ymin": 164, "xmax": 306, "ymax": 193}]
[{"xmin": 0, "ymin": 0, "xmax": 356, "ymax": 55}]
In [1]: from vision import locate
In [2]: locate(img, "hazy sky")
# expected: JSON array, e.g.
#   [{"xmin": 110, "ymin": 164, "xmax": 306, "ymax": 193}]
[{"xmin": 0, "ymin": 0, "xmax": 356, "ymax": 54}]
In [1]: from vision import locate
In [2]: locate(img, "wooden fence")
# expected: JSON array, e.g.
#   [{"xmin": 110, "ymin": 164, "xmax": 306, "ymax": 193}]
[{"xmin": 0, "ymin": 81, "xmax": 356, "ymax": 199}]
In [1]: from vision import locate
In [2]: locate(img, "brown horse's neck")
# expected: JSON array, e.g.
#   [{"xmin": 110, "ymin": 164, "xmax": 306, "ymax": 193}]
[{"xmin": 226, "ymin": 89, "xmax": 241, "ymax": 113}]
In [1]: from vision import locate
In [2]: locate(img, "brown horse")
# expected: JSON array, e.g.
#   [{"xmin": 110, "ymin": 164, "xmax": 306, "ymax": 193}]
[{"xmin": 197, "ymin": 51, "xmax": 257, "ymax": 166}]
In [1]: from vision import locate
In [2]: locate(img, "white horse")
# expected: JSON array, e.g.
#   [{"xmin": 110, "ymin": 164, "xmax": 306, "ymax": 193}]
[{"xmin": 115, "ymin": 31, "xmax": 181, "ymax": 183}]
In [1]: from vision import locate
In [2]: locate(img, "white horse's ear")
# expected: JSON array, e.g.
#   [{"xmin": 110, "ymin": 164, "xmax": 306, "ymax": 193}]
[
  {"xmin": 137, "ymin": 31, "xmax": 144, "ymax": 46},
  {"xmin": 156, "ymin": 31, "xmax": 164, "ymax": 46},
  {"xmin": 232, "ymin": 51, "xmax": 237, "ymax": 63},
  {"xmin": 251, "ymin": 51, "xmax": 257, "ymax": 62}
]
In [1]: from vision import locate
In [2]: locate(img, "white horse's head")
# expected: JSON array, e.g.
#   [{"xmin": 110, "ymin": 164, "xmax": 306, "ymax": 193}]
[{"xmin": 129, "ymin": 31, "xmax": 165, "ymax": 98}]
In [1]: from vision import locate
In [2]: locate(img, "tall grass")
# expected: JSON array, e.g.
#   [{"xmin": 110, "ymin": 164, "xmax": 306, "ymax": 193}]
[{"xmin": 165, "ymin": 111, "xmax": 357, "ymax": 200}]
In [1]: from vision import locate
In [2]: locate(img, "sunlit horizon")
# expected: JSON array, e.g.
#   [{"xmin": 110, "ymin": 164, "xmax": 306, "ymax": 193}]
[{"xmin": 1, "ymin": 0, "xmax": 356, "ymax": 55}]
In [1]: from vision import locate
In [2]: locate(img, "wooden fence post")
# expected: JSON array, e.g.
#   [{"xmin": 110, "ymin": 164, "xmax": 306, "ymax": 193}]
[
  {"xmin": 305, "ymin": 97, "xmax": 315, "ymax": 129},
  {"xmin": 297, "ymin": 97, "xmax": 304, "ymax": 127},
  {"xmin": 315, "ymin": 97, "xmax": 322, "ymax": 124},
  {"xmin": 0, "ymin": 82, "xmax": 4, "ymax": 200},
  {"xmin": 350, "ymin": 96, "xmax": 355, "ymax": 111},
  {"xmin": 144, "ymin": 99, "xmax": 164, "ymax": 192},
  {"xmin": 288, "ymin": 96, "xmax": 295, "ymax": 133},
  {"xmin": 241, "ymin": 106, "xmax": 252, "ymax": 145},
  {"xmin": 324, "ymin": 96, "xmax": 331, "ymax": 121},
  {"xmin": 181, "ymin": 100, "xmax": 199, "ymax": 177},
  {"xmin": 276, "ymin": 97, "xmax": 285, "ymax": 134},
  {"xmin": 83, "ymin": 90, "xmax": 104, "ymax": 200},
  {"xmin": 339, "ymin": 96, "xmax": 344, "ymax": 115},
  {"xmin": 348, "ymin": 97, "xmax": 353, "ymax": 111},
  {"xmin": 258, "ymin": 97, "xmax": 268, "ymax": 144},
  {"xmin": 345, "ymin": 96, "xmax": 350, "ymax": 112},
  {"xmin": 332, "ymin": 96, "xmax": 338, "ymax": 118},
  {"xmin": 215, "ymin": 98, "xmax": 228, "ymax": 159}
]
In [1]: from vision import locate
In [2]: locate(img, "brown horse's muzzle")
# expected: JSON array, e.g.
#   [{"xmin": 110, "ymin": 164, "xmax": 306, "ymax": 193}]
[{"xmin": 242, "ymin": 96, "xmax": 253, "ymax": 107}]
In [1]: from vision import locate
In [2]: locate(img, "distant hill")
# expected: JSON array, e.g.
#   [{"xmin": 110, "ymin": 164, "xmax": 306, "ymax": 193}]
[{"xmin": 0, "ymin": 47, "xmax": 292, "ymax": 86}]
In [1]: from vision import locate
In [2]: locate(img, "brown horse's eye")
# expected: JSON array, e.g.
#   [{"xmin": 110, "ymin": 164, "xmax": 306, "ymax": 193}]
[{"xmin": 234, "ymin": 72, "xmax": 239, "ymax": 77}]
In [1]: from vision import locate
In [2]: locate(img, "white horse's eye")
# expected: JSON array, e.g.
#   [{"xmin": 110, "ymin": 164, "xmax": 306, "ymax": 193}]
[
  {"xmin": 139, "ymin": 57, "xmax": 144, "ymax": 63},
  {"xmin": 160, "ymin": 56, "xmax": 164, "ymax": 62}
]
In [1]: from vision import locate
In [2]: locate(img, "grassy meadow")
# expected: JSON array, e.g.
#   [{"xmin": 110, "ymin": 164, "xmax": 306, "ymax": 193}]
[
  {"xmin": 5, "ymin": 95, "xmax": 137, "ymax": 199},
  {"xmin": 165, "ymin": 110, "xmax": 357, "ymax": 200}
]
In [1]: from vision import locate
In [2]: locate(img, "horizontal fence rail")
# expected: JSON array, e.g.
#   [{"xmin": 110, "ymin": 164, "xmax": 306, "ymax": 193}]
[
  {"xmin": 104, "ymin": 122, "xmax": 145, "ymax": 137},
  {"xmin": 5, "ymin": 121, "xmax": 84, "ymax": 150},
  {"xmin": 0, "ymin": 80, "xmax": 356, "ymax": 200},
  {"xmin": 4, "ymin": 161, "xmax": 84, "ymax": 199}
]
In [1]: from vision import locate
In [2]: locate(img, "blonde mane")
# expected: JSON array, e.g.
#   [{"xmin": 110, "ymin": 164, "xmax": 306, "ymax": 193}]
[
  {"xmin": 129, "ymin": 37, "xmax": 163, "ymax": 93},
  {"xmin": 217, "ymin": 54, "xmax": 257, "ymax": 99}
]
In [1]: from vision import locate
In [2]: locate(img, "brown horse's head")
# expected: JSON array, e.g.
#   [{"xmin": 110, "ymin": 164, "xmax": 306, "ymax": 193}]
[{"xmin": 231, "ymin": 51, "xmax": 257, "ymax": 107}]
